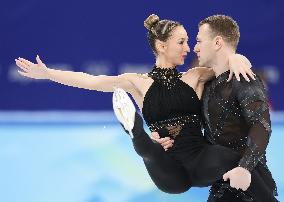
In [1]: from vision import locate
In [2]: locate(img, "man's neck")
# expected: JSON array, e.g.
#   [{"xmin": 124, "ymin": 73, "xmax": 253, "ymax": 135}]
[{"xmin": 212, "ymin": 50, "xmax": 235, "ymax": 77}]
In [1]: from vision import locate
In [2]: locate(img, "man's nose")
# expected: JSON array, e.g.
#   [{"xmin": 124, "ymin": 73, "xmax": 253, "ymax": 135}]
[{"xmin": 194, "ymin": 44, "xmax": 198, "ymax": 53}]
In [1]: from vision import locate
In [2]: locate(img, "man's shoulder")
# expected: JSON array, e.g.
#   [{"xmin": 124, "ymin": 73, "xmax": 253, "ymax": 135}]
[
  {"xmin": 231, "ymin": 74, "xmax": 265, "ymax": 91},
  {"xmin": 204, "ymin": 79, "xmax": 214, "ymax": 88},
  {"xmin": 231, "ymin": 75, "xmax": 267, "ymax": 100}
]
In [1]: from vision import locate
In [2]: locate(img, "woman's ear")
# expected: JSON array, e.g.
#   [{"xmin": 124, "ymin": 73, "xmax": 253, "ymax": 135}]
[{"xmin": 155, "ymin": 40, "xmax": 166, "ymax": 54}]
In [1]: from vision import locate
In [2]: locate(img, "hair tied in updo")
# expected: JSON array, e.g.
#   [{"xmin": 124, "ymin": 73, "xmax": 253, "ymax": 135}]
[
  {"xmin": 144, "ymin": 14, "xmax": 181, "ymax": 55},
  {"xmin": 144, "ymin": 14, "xmax": 160, "ymax": 36}
]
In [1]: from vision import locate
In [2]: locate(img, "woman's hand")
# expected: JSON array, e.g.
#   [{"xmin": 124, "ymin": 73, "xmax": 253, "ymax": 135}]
[
  {"xmin": 150, "ymin": 132, "xmax": 174, "ymax": 151},
  {"xmin": 228, "ymin": 54, "xmax": 255, "ymax": 82},
  {"xmin": 15, "ymin": 55, "xmax": 49, "ymax": 79}
]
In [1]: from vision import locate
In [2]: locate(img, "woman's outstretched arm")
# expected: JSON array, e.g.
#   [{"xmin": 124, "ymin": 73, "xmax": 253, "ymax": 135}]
[{"xmin": 15, "ymin": 55, "xmax": 138, "ymax": 93}]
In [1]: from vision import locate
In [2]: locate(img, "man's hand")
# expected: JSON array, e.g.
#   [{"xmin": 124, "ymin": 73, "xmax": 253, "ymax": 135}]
[
  {"xmin": 223, "ymin": 167, "xmax": 251, "ymax": 191},
  {"xmin": 150, "ymin": 132, "xmax": 174, "ymax": 151}
]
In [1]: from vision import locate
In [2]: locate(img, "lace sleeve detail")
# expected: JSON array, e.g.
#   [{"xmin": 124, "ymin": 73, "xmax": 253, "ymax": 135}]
[{"xmin": 233, "ymin": 76, "xmax": 271, "ymax": 171}]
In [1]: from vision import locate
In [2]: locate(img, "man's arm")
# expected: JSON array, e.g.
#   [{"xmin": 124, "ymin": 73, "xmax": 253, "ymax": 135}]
[
  {"xmin": 234, "ymin": 76, "xmax": 271, "ymax": 171},
  {"xmin": 223, "ymin": 75, "xmax": 271, "ymax": 191}
]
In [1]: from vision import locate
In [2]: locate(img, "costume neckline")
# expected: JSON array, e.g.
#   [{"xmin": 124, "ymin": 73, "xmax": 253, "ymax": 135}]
[{"xmin": 148, "ymin": 65, "xmax": 182, "ymax": 81}]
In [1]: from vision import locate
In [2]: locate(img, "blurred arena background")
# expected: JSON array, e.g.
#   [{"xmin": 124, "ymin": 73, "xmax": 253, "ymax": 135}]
[{"xmin": 0, "ymin": 0, "xmax": 283, "ymax": 201}]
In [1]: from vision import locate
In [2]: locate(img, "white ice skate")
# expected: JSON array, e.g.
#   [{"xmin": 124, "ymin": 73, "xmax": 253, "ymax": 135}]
[{"xmin": 112, "ymin": 88, "xmax": 136, "ymax": 138}]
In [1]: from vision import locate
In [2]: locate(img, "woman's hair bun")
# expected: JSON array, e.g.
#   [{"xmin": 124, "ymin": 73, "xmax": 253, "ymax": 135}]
[{"xmin": 144, "ymin": 14, "xmax": 160, "ymax": 30}]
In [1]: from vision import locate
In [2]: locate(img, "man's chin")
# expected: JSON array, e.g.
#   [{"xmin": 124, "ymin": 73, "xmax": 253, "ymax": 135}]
[
  {"xmin": 198, "ymin": 61, "xmax": 207, "ymax": 67},
  {"xmin": 180, "ymin": 61, "xmax": 185, "ymax": 65}
]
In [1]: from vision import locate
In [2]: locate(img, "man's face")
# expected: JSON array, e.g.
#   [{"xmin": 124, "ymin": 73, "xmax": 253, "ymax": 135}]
[{"xmin": 194, "ymin": 24, "xmax": 216, "ymax": 67}]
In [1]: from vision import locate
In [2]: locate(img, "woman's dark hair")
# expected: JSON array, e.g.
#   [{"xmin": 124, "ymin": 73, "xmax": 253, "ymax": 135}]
[{"xmin": 144, "ymin": 14, "xmax": 181, "ymax": 55}]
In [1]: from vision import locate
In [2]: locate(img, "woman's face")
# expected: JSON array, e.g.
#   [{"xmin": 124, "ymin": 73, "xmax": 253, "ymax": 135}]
[{"xmin": 162, "ymin": 26, "xmax": 190, "ymax": 66}]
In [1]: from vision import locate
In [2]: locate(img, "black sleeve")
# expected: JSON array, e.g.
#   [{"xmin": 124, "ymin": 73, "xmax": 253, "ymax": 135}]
[{"xmin": 233, "ymin": 76, "xmax": 271, "ymax": 171}]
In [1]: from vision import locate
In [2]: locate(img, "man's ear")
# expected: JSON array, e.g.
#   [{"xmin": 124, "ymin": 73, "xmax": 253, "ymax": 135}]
[
  {"xmin": 215, "ymin": 36, "xmax": 223, "ymax": 50},
  {"xmin": 155, "ymin": 40, "xmax": 167, "ymax": 54}
]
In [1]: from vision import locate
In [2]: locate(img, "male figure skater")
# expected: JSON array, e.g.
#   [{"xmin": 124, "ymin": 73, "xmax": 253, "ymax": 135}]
[{"xmin": 154, "ymin": 15, "xmax": 278, "ymax": 202}]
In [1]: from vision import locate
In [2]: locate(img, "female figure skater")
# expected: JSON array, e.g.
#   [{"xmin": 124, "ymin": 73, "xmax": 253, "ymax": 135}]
[{"xmin": 15, "ymin": 14, "xmax": 269, "ymax": 201}]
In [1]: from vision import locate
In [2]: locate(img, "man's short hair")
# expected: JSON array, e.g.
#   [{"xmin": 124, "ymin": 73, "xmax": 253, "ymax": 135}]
[{"xmin": 199, "ymin": 15, "xmax": 240, "ymax": 50}]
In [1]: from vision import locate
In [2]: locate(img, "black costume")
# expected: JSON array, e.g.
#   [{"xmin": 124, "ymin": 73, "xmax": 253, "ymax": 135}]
[
  {"xmin": 202, "ymin": 71, "xmax": 277, "ymax": 202},
  {"xmin": 123, "ymin": 66, "xmax": 278, "ymax": 202}
]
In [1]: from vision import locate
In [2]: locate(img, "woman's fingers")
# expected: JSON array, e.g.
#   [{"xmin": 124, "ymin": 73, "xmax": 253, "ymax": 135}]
[
  {"xmin": 161, "ymin": 138, "xmax": 174, "ymax": 150},
  {"xmin": 15, "ymin": 59, "xmax": 29, "ymax": 72},
  {"xmin": 228, "ymin": 68, "xmax": 256, "ymax": 82},
  {"xmin": 240, "ymin": 70, "xmax": 251, "ymax": 82},
  {"xmin": 234, "ymin": 70, "xmax": 241, "ymax": 81},
  {"xmin": 36, "ymin": 55, "xmax": 44, "ymax": 66},
  {"xmin": 227, "ymin": 70, "xmax": 233, "ymax": 82},
  {"xmin": 247, "ymin": 69, "xmax": 256, "ymax": 80},
  {"xmin": 18, "ymin": 57, "xmax": 34, "ymax": 66},
  {"xmin": 18, "ymin": 70, "xmax": 28, "ymax": 77},
  {"xmin": 161, "ymin": 139, "xmax": 172, "ymax": 147},
  {"xmin": 151, "ymin": 132, "xmax": 160, "ymax": 139}
]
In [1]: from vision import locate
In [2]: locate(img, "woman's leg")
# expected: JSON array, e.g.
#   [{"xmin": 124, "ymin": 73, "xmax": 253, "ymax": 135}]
[
  {"xmin": 189, "ymin": 145, "xmax": 277, "ymax": 202},
  {"xmin": 188, "ymin": 145, "xmax": 240, "ymax": 186},
  {"xmin": 113, "ymin": 89, "xmax": 191, "ymax": 194},
  {"xmin": 130, "ymin": 113, "xmax": 192, "ymax": 193}
]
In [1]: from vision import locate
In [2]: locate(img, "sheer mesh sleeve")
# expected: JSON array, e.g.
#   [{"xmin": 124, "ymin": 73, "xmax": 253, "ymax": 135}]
[{"xmin": 233, "ymin": 77, "xmax": 271, "ymax": 171}]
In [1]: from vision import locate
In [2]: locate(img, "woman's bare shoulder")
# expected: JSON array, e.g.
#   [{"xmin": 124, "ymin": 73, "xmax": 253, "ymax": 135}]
[
  {"xmin": 119, "ymin": 73, "xmax": 149, "ymax": 80},
  {"xmin": 182, "ymin": 68, "xmax": 199, "ymax": 78}
]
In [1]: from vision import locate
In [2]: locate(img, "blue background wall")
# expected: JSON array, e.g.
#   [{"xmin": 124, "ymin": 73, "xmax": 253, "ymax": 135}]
[{"xmin": 1, "ymin": 0, "xmax": 283, "ymax": 110}]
